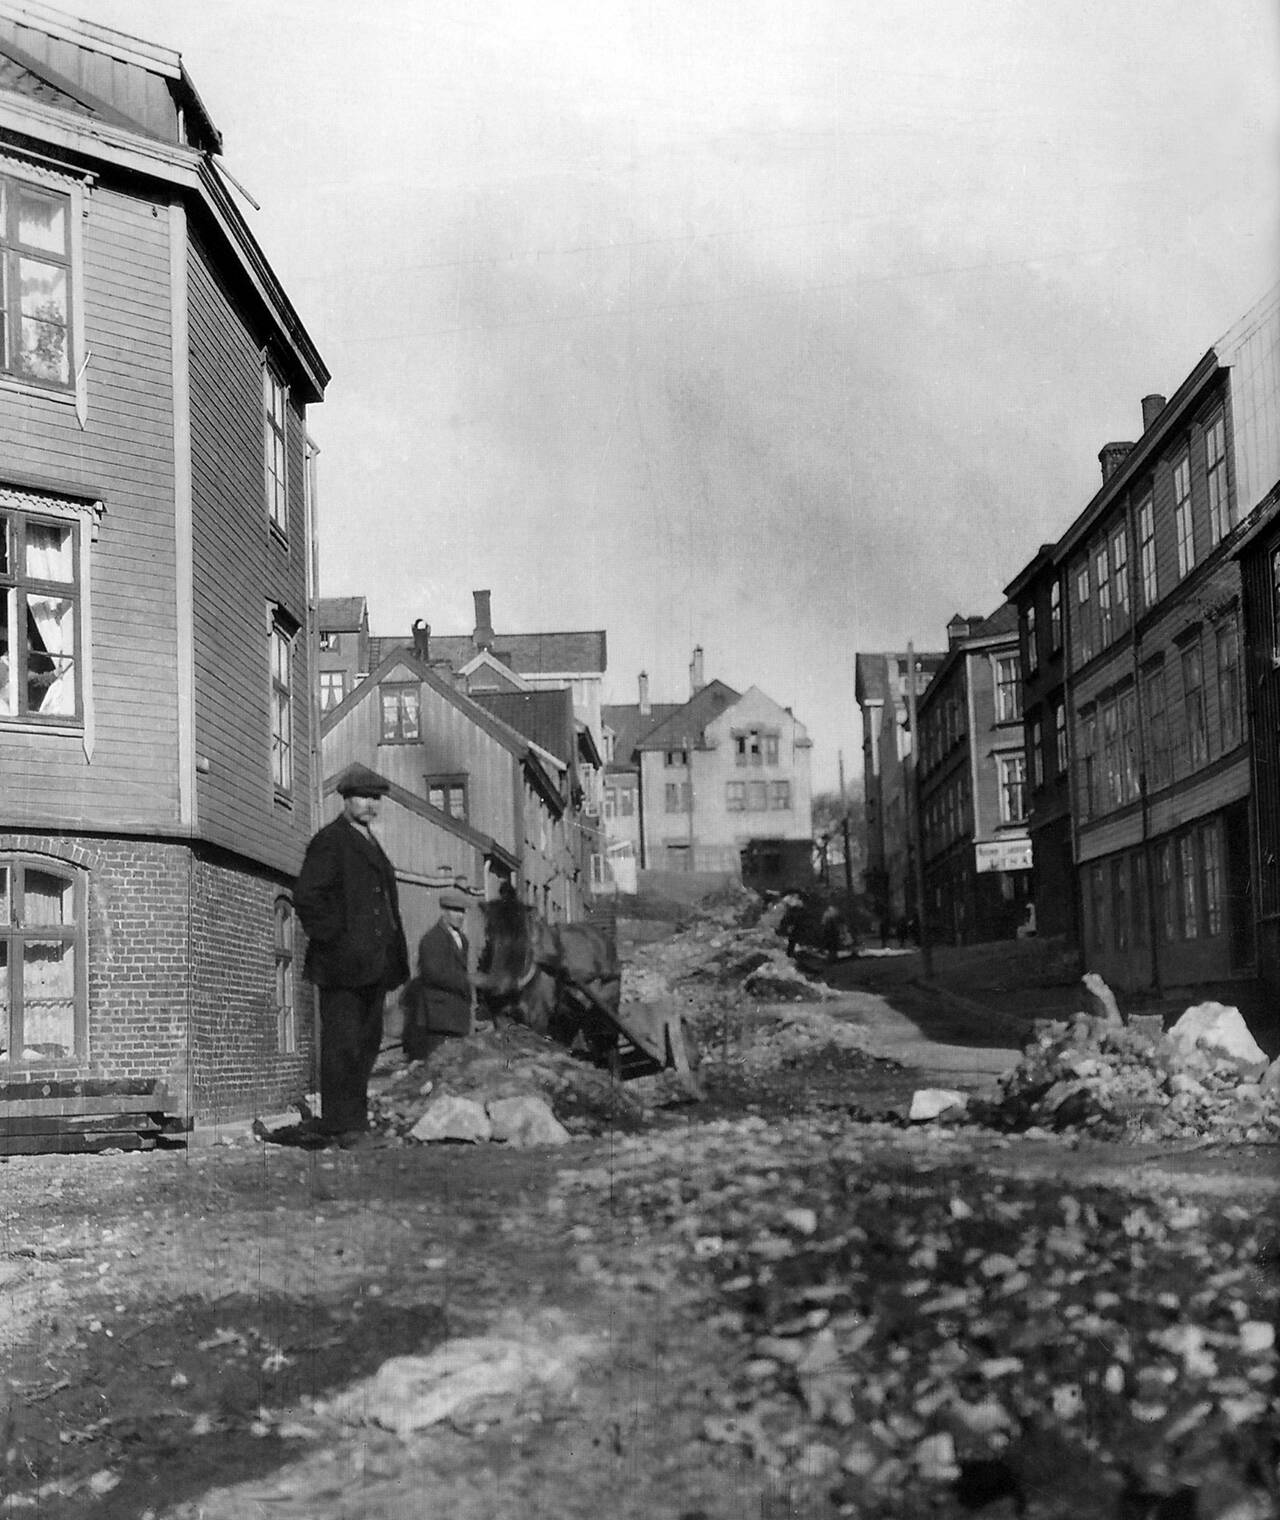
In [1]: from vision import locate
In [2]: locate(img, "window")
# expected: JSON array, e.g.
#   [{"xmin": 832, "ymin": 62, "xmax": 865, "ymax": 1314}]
[
  {"xmin": 1200, "ymin": 821, "xmax": 1224, "ymax": 936},
  {"xmin": 1205, "ymin": 413, "xmax": 1229, "ymax": 545},
  {"xmin": 1119, "ymin": 688, "xmax": 1138, "ymax": 805},
  {"xmin": 1173, "ymin": 452, "xmax": 1194, "ymax": 579},
  {"xmin": 1049, "ymin": 578, "xmax": 1063, "ymax": 650},
  {"xmin": 274, "ymin": 897, "xmax": 296, "ymax": 1054},
  {"xmin": 1030, "ymin": 717, "xmax": 1044, "ymax": 791},
  {"xmin": 1079, "ymin": 707, "xmax": 1098, "ymax": 819},
  {"xmin": 319, "ymin": 671, "xmax": 345, "ymax": 711},
  {"xmin": 997, "ymin": 753, "xmax": 1026, "ymax": 824},
  {"xmin": 1101, "ymin": 697, "xmax": 1119, "ymax": 809},
  {"xmin": 1144, "ymin": 665, "xmax": 1170, "ymax": 790},
  {"xmin": 1113, "ymin": 858, "xmax": 1129, "ymax": 953},
  {"xmin": 769, "ymin": 780, "xmax": 792, "ymax": 810},
  {"xmin": 1216, "ymin": 617, "xmax": 1241, "ymax": 752},
  {"xmin": 1179, "ymin": 833, "xmax": 1199, "ymax": 938},
  {"xmin": 994, "ymin": 655, "xmax": 1021, "ymax": 723},
  {"xmin": 380, "ymin": 683, "xmax": 420, "ymax": 742},
  {"xmin": 318, "ymin": 631, "xmax": 339, "ymax": 653},
  {"xmin": 726, "ymin": 780, "xmax": 746, "ymax": 812},
  {"xmin": 1273, "ymin": 547, "xmax": 1280, "ymax": 665},
  {"xmin": 1111, "ymin": 526, "xmax": 1130, "ymax": 626},
  {"xmin": 1054, "ymin": 701, "xmax": 1067, "ymax": 775},
  {"xmin": 604, "ymin": 787, "xmax": 617, "ymax": 819},
  {"xmin": 0, "ymin": 510, "xmax": 78, "ymax": 720},
  {"xmin": 1076, "ymin": 565, "xmax": 1093, "ymax": 663},
  {"xmin": 664, "ymin": 749, "xmax": 687, "ymax": 768},
  {"xmin": 1095, "ymin": 544, "xmax": 1112, "ymax": 646},
  {"xmin": 1156, "ymin": 841, "xmax": 1176, "ymax": 942},
  {"xmin": 1138, "ymin": 491, "xmax": 1157, "ymax": 607},
  {"xmin": 664, "ymin": 782, "xmax": 690, "ymax": 813},
  {"xmin": 263, "ymin": 365, "xmax": 288, "ymax": 535},
  {"xmin": 747, "ymin": 780, "xmax": 768, "ymax": 811},
  {"xmin": 270, "ymin": 619, "xmax": 294, "ymax": 796},
  {"xmin": 734, "ymin": 729, "xmax": 779, "ymax": 767},
  {"xmin": 619, "ymin": 788, "xmax": 634, "ymax": 817},
  {"xmin": 0, "ymin": 176, "xmax": 72, "ymax": 389},
  {"xmin": 1181, "ymin": 642, "xmax": 1207, "ymax": 768},
  {"xmin": 427, "ymin": 778, "xmax": 466, "ymax": 818},
  {"xmin": 0, "ymin": 859, "xmax": 83, "ymax": 1063},
  {"xmin": 1024, "ymin": 604, "xmax": 1037, "ymax": 676}
]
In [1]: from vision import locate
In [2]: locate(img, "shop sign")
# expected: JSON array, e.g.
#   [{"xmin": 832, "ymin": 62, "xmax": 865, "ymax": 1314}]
[{"xmin": 974, "ymin": 837, "xmax": 1032, "ymax": 873}]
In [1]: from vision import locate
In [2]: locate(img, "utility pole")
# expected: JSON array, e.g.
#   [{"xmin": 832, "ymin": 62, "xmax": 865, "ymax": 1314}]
[
  {"xmin": 837, "ymin": 749, "xmax": 855, "ymax": 905},
  {"xmin": 905, "ymin": 642, "xmax": 933, "ymax": 978}
]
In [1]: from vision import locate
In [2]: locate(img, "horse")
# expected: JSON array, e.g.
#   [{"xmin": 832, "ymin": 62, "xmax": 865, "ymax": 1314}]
[{"xmin": 471, "ymin": 896, "xmax": 622, "ymax": 1062}]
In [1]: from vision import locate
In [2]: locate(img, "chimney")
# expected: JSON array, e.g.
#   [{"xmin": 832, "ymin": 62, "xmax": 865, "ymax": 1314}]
[
  {"xmin": 690, "ymin": 645, "xmax": 705, "ymax": 694},
  {"xmin": 473, "ymin": 589, "xmax": 494, "ymax": 651},
  {"xmin": 1098, "ymin": 442, "xmax": 1134, "ymax": 483},
  {"xmin": 638, "ymin": 671, "xmax": 651, "ymax": 716},
  {"xmin": 1141, "ymin": 394, "xmax": 1166, "ymax": 432},
  {"xmin": 946, "ymin": 614, "xmax": 972, "ymax": 650}
]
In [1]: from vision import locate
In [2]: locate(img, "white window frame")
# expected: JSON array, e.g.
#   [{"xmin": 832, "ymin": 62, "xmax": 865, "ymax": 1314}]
[
  {"xmin": 263, "ymin": 362, "xmax": 289, "ymax": 538},
  {"xmin": 274, "ymin": 896, "xmax": 296, "ymax": 1054},
  {"xmin": 1138, "ymin": 492, "xmax": 1157, "ymax": 607},
  {"xmin": 1205, "ymin": 413, "xmax": 1229, "ymax": 546},
  {"xmin": 269, "ymin": 614, "xmax": 295, "ymax": 799},
  {"xmin": 996, "ymin": 752, "xmax": 1026, "ymax": 824},
  {"xmin": 1173, "ymin": 452, "xmax": 1194, "ymax": 579}
]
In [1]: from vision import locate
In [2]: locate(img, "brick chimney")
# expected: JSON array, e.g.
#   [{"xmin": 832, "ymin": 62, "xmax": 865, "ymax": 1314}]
[
  {"xmin": 690, "ymin": 645, "xmax": 705, "ymax": 694},
  {"xmin": 1099, "ymin": 442, "xmax": 1134, "ymax": 483},
  {"xmin": 473, "ymin": 589, "xmax": 494, "ymax": 651},
  {"xmin": 1141, "ymin": 394, "xmax": 1166, "ymax": 432},
  {"xmin": 638, "ymin": 671, "xmax": 651, "ymax": 715}
]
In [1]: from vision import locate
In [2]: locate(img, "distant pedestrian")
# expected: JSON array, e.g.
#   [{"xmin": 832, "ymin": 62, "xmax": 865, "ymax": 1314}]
[
  {"xmin": 294, "ymin": 764, "xmax": 409, "ymax": 1148},
  {"xmin": 403, "ymin": 890, "xmax": 473, "ymax": 1060},
  {"xmin": 779, "ymin": 893, "xmax": 804, "ymax": 957},
  {"xmin": 821, "ymin": 903, "xmax": 842, "ymax": 961}
]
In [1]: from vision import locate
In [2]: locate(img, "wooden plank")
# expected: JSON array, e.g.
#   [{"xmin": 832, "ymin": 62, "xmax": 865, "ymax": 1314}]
[
  {"xmin": 0, "ymin": 1094, "xmax": 172, "ymax": 1120},
  {"xmin": 0, "ymin": 1113, "xmax": 160, "ymax": 1137},
  {"xmin": 0, "ymin": 1077, "xmax": 165, "ymax": 1102},
  {"xmin": 0, "ymin": 1132, "xmax": 155, "ymax": 1157}
]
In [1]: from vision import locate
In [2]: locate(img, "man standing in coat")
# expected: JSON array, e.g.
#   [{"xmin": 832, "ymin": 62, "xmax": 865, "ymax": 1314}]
[
  {"xmin": 294, "ymin": 763, "xmax": 409, "ymax": 1146},
  {"xmin": 403, "ymin": 891, "xmax": 472, "ymax": 1063}
]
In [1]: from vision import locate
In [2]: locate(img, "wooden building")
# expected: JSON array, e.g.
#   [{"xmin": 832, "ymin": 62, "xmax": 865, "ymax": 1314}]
[
  {"xmin": 0, "ymin": 4, "xmax": 328, "ymax": 1139},
  {"xmin": 1046, "ymin": 288, "xmax": 1280, "ymax": 993},
  {"xmin": 319, "ymin": 646, "xmax": 585, "ymax": 958},
  {"xmin": 916, "ymin": 606, "xmax": 1032, "ymax": 944}
]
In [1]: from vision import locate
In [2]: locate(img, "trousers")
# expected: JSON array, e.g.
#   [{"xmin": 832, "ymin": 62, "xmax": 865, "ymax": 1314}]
[{"xmin": 318, "ymin": 984, "xmax": 385, "ymax": 1134}]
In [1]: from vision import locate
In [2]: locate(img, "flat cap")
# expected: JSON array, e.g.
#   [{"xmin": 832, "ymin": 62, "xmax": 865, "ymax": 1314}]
[
  {"xmin": 336, "ymin": 762, "xmax": 392, "ymax": 797},
  {"xmin": 440, "ymin": 891, "xmax": 469, "ymax": 911}
]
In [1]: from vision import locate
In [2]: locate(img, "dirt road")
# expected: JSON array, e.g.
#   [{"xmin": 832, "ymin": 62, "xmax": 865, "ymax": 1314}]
[{"xmin": 1, "ymin": 944, "xmax": 1277, "ymax": 1518}]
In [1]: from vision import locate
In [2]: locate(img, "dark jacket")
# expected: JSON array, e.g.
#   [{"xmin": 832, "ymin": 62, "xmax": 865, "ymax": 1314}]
[
  {"xmin": 294, "ymin": 816, "xmax": 409, "ymax": 992},
  {"xmin": 414, "ymin": 919, "xmax": 472, "ymax": 1035}
]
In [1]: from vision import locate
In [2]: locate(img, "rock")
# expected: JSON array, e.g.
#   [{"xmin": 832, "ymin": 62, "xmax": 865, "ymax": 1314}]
[
  {"xmin": 1261, "ymin": 1057, "xmax": 1280, "ymax": 1095},
  {"xmin": 1080, "ymin": 972, "xmax": 1123, "ymax": 1024},
  {"xmin": 1163, "ymin": 1003, "xmax": 1267, "ymax": 1075},
  {"xmin": 909, "ymin": 1089, "xmax": 967, "ymax": 1123},
  {"xmin": 408, "ymin": 1095, "xmax": 492, "ymax": 1144},
  {"xmin": 487, "ymin": 1095, "xmax": 571, "ymax": 1148},
  {"xmin": 329, "ymin": 1314, "xmax": 597, "ymax": 1432}
]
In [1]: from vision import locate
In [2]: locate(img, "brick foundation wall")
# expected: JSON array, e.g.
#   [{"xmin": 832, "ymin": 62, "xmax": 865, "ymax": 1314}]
[
  {"xmin": 0, "ymin": 832, "xmax": 313, "ymax": 1123},
  {"xmin": 189, "ymin": 849, "xmax": 313, "ymax": 1123}
]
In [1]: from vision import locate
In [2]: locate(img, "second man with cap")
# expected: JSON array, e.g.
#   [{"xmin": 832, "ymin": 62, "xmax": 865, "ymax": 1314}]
[{"xmin": 403, "ymin": 889, "xmax": 473, "ymax": 1063}]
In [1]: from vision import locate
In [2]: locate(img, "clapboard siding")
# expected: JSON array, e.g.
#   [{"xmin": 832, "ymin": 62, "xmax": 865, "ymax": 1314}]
[
  {"xmin": 5, "ymin": 20, "xmax": 179, "ymax": 142},
  {"xmin": 0, "ymin": 182, "xmax": 180, "ymax": 824},
  {"xmin": 187, "ymin": 218, "xmax": 312, "ymax": 876}
]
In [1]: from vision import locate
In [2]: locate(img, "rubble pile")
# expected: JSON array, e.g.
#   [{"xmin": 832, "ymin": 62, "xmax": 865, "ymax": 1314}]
[
  {"xmin": 973, "ymin": 996, "xmax": 1280, "ymax": 1142},
  {"xmin": 560, "ymin": 1124, "xmax": 1280, "ymax": 1519},
  {"xmin": 370, "ymin": 1025, "xmax": 650, "ymax": 1142}
]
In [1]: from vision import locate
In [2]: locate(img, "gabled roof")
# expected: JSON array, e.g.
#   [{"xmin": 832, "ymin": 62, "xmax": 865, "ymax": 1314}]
[
  {"xmin": 316, "ymin": 596, "xmax": 368, "ymax": 632},
  {"xmin": 322, "ymin": 646, "xmax": 565, "ymax": 817},
  {"xmin": 635, "ymin": 680, "xmax": 741, "ymax": 752},
  {"xmin": 470, "ymin": 689, "xmax": 576, "ymax": 768},
  {"xmin": 0, "ymin": 2, "xmax": 326, "ymax": 399},
  {"xmin": 370, "ymin": 629, "xmax": 607, "ymax": 677},
  {"xmin": 603, "ymin": 701, "xmax": 683, "ymax": 771}
]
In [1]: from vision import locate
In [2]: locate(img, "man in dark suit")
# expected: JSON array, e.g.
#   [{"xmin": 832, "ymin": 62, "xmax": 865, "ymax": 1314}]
[
  {"xmin": 403, "ymin": 891, "xmax": 472, "ymax": 1062},
  {"xmin": 294, "ymin": 763, "xmax": 409, "ymax": 1147}
]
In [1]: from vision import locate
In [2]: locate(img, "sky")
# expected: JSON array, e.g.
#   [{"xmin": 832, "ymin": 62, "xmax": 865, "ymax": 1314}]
[{"xmin": 70, "ymin": 0, "xmax": 1280, "ymax": 790}]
